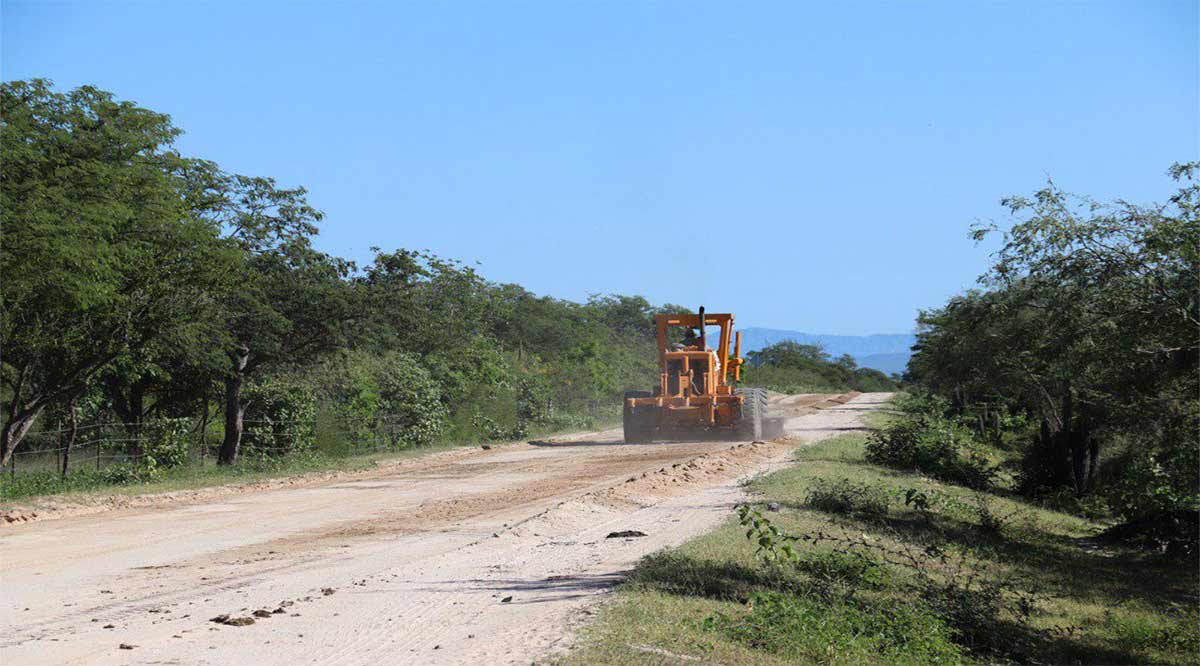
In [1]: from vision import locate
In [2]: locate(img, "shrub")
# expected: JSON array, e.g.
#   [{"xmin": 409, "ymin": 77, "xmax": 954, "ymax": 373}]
[
  {"xmin": 1107, "ymin": 448, "xmax": 1199, "ymax": 523},
  {"xmin": 866, "ymin": 415, "xmax": 995, "ymax": 489},
  {"xmin": 707, "ymin": 591, "xmax": 964, "ymax": 665},
  {"xmin": 315, "ymin": 350, "xmax": 447, "ymax": 449},
  {"xmin": 971, "ymin": 495, "xmax": 1012, "ymax": 537},
  {"xmin": 921, "ymin": 580, "xmax": 1007, "ymax": 653},
  {"xmin": 102, "ymin": 463, "xmax": 153, "ymax": 485},
  {"xmin": 470, "ymin": 411, "xmax": 527, "ymax": 442},
  {"xmin": 1103, "ymin": 607, "xmax": 1200, "ymax": 655},
  {"xmin": 795, "ymin": 551, "xmax": 886, "ymax": 588},
  {"xmin": 804, "ymin": 478, "xmax": 890, "ymax": 518},
  {"xmin": 242, "ymin": 379, "xmax": 317, "ymax": 457},
  {"xmin": 737, "ymin": 505, "xmax": 1040, "ymax": 659},
  {"xmin": 374, "ymin": 353, "xmax": 447, "ymax": 447},
  {"xmin": 139, "ymin": 417, "xmax": 191, "ymax": 470}
]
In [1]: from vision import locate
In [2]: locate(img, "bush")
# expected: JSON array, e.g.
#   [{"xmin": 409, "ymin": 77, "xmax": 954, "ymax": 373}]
[
  {"xmin": 1103, "ymin": 607, "xmax": 1200, "ymax": 655},
  {"xmin": 921, "ymin": 580, "xmax": 1007, "ymax": 654},
  {"xmin": 374, "ymin": 354, "xmax": 447, "ymax": 447},
  {"xmin": 140, "ymin": 417, "xmax": 191, "ymax": 471},
  {"xmin": 738, "ymin": 506, "xmax": 1039, "ymax": 661},
  {"xmin": 795, "ymin": 551, "xmax": 886, "ymax": 588},
  {"xmin": 866, "ymin": 415, "xmax": 995, "ymax": 489},
  {"xmin": 242, "ymin": 379, "xmax": 317, "ymax": 458},
  {"xmin": 706, "ymin": 591, "xmax": 964, "ymax": 665},
  {"xmin": 315, "ymin": 350, "xmax": 447, "ymax": 449},
  {"xmin": 102, "ymin": 463, "xmax": 154, "ymax": 485},
  {"xmin": 1107, "ymin": 448, "xmax": 1199, "ymax": 523},
  {"xmin": 805, "ymin": 478, "xmax": 890, "ymax": 518}
]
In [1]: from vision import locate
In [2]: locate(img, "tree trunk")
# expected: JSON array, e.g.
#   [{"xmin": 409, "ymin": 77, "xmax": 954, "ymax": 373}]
[
  {"xmin": 198, "ymin": 397, "xmax": 211, "ymax": 463},
  {"xmin": 1, "ymin": 403, "xmax": 45, "ymax": 469},
  {"xmin": 107, "ymin": 376, "xmax": 150, "ymax": 457},
  {"xmin": 61, "ymin": 399, "xmax": 79, "ymax": 478},
  {"xmin": 218, "ymin": 346, "xmax": 249, "ymax": 466}
]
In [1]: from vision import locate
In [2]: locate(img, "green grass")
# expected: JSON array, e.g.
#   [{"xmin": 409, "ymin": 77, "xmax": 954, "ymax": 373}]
[{"xmin": 559, "ymin": 429, "xmax": 1199, "ymax": 665}]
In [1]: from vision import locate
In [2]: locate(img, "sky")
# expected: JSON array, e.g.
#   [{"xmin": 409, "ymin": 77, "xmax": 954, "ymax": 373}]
[{"xmin": 3, "ymin": 1, "xmax": 1196, "ymax": 335}]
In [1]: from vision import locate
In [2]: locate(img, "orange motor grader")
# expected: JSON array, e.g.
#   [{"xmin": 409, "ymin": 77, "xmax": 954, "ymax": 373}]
[{"xmin": 622, "ymin": 307, "xmax": 768, "ymax": 443}]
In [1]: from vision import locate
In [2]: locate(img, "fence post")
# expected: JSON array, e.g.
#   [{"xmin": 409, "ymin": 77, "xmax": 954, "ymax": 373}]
[{"xmin": 97, "ymin": 438, "xmax": 102, "ymax": 471}]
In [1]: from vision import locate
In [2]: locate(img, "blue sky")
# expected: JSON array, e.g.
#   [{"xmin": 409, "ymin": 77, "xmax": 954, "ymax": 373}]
[{"xmin": 4, "ymin": 1, "xmax": 1196, "ymax": 334}]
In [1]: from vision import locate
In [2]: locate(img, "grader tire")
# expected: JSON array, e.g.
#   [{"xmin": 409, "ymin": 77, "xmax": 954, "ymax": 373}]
[
  {"xmin": 734, "ymin": 387, "xmax": 767, "ymax": 441},
  {"xmin": 623, "ymin": 391, "xmax": 656, "ymax": 444}
]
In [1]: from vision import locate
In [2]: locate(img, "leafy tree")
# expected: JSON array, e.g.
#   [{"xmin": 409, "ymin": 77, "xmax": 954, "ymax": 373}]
[
  {"xmin": 0, "ymin": 80, "xmax": 236, "ymax": 465},
  {"xmin": 746, "ymin": 341, "xmax": 830, "ymax": 368},
  {"xmin": 908, "ymin": 163, "xmax": 1198, "ymax": 518},
  {"xmin": 744, "ymin": 340, "xmax": 897, "ymax": 393},
  {"xmin": 216, "ymin": 243, "xmax": 355, "ymax": 464}
]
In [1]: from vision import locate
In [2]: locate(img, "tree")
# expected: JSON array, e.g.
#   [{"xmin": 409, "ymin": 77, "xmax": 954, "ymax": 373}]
[
  {"xmin": 909, "ymin": 163, "xmax": 1198, "ymax": 507},
  {"xmin": 746, "ymin": 341, "xmax": 830, "ymax": 368},
  {"xmin": 216, "ymin": 243, "xmax": 355, "ymax": 464},
  {"xmin": 0, "ymin": 80, "xmax": 236, "ymax": 466}
]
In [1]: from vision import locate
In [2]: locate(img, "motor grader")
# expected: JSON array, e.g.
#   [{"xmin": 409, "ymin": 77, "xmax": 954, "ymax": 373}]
[{"xmin": 622, "ymin": 307, "xmax": 769, "ymax": 443}]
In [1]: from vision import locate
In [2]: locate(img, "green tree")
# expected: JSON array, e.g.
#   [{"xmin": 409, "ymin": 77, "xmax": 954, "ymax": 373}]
[
  {"xmin": 216, "ymin": 243, "xmax": 355, "ymax": 464},
  {"xmin": 0, "ymin": 80, "xmax": 236, "ymax": 466},
  {"xmin": 909, "ymin": 163, "xmax": 1198, "ymax": 511}
]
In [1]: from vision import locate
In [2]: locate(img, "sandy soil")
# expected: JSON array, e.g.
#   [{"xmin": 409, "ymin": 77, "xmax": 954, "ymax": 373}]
[{"xmin": 1, "ymin": 392, "xmax": 890, "ymax": 666}]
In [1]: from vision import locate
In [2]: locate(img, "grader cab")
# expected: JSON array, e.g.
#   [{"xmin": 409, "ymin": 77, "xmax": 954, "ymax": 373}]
[{"xmin": 622, "ymin": 307, "xmax": 769, "ymax": 443}]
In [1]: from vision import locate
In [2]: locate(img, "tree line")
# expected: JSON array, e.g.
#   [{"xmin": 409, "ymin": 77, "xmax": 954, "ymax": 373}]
[
  {"xmin": 744, "ymin": 341, "xmax": 898, "ymax": 393},
  {"xmin": 903, "ymin": 163, "xmax": 1198, "ymax": 548},
  {"xmin": 1, "ymin": 80, "xmax": 878, "ymax": 480},
  {"xmin": 0, "ymin": 80, "xmax": 675, "ymax": 470}
]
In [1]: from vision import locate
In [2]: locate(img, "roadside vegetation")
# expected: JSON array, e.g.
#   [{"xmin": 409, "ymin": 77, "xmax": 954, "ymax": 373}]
[
  {"xmin": 0, "ymin": 80, "xmax": 873, "ymax": 503},
  {"xmin": 565, "ymin": 166, "xmax": 1197, "ymax": 665},
  {"xmin": 742, "ymin": 341, "xmax": 899, "ymax": 394},
  {"xmin": 905, "ymin": 164, "xmax": 1198, "ymax": 554},
  {"xmin": 563, "ymin": 428, "xmax": 1198, "ymax": 666}
]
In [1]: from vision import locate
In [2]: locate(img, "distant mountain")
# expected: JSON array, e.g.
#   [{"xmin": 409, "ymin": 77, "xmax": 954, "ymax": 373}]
[{"xmin": 738, "ymin": 327, "xmax": 916, "ymax": 376}]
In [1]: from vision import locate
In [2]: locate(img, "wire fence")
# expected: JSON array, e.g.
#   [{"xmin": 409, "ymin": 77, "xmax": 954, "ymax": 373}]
[
  {"xmin": 3, "ymin": 414, "xmax": 458, "ymax": 481},
  {"xmin": 4, "ymin": 398, "xmax": 609, "ymax": 482}
]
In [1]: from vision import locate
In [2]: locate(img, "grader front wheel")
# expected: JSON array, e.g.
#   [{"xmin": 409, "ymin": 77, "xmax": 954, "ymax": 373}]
[
  {"xmin": 734, "ymin": 387, "xmax": 767, "ymax": 441},
  {"xmin": 622, "ymin": 390, "xmax": 655, "ymax": 443}
]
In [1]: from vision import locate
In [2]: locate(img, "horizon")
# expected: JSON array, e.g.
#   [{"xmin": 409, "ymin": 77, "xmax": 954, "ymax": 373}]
[{"xmin": 4, "ymin": 1, "xmax": 1195, "ymax": 335}]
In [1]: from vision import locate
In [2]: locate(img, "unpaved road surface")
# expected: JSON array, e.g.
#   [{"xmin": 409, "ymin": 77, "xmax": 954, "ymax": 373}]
[{"xmin": 2, "ymin": 393, "xmax": 890, "ymax": 665}]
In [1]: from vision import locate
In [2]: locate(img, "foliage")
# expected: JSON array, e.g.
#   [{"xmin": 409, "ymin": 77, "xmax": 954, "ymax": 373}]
[
  {"xmin": 744, "ymin": 340, "xmax": 899, "ymax": 393},
  {"xmin": 906, "ymin": 163, "xmax": 1199, "ymax": 540},
  {"xmin": 0, "ymin": 79, "xmax": 238, "ymax": 465},
  {"xmin": 0, "ymin": 80, "xmax": 672, "ymax": 474},
  {"xmin": 241, "ymin": 379, "xmax": 317, "ymax": 457},
  {"xmin": 315, "ymin": 350, "xmax": 447, "ymax": 449},
  {"xmin": 564, "ymin": 429, "xmax": 1199, "ymax": 666},
  {"xmin": 794, "ymin": 550, "xmax": 886, "ymax": 588},
  {"xmin": 736, "ymin": 505, "xmax": 1035, "ymax": 660},
  {"xmin": 865, "ymin": 413, "xmax": 996, "ymax": 490},
  {"xmin": 139, "ymin": 418, "xmax": 192, "ymax": 470},
  {"xmin": 705, "ymin": 590, "xmax": 964, "ymax": 665},
  {"xmin": 804, "ymin": 478, "xmax": 890, "ymax": 519}
]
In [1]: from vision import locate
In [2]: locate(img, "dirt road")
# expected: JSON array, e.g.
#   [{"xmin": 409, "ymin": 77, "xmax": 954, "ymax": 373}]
[{"xmin": 1, "ymin": 393, "xmax": 890, "ymax": 665}]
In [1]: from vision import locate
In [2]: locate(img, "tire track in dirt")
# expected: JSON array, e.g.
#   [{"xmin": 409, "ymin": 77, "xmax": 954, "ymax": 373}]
[{"xmin": 1, "ymin": 393, "xmax": 887, "ymax": 666}]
